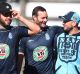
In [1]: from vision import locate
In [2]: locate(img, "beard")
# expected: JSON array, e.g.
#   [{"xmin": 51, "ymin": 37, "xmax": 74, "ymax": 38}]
[
  {"xmin": 41, "ymin": 23, "xmax": 46, "ymax": 27},
  {"xmin": 0, "ymin": 20, "xmax": 11, "ymax": 29},
  {"xmin": 40, "ymin": 25, "xmax": 48, "ymax": 31},
  {"xmin": 64, "ymin": 27, "xmax": 73, "ymax": 34}
]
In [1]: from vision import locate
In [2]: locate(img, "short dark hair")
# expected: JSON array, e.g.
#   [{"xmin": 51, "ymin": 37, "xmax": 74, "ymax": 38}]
[{"xmin": 32, "ymin": 6, "xmax": 46, "ymax": 16}]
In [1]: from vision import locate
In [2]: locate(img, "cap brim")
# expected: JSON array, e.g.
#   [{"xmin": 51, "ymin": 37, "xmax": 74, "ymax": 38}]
[{"xmin": 58, "ymin": 16, "xmax": 66, "ymax": 20}]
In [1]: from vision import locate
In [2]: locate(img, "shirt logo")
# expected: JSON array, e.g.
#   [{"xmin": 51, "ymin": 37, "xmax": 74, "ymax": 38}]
[
  {"xmin": 0, "ymin": 44, "xmax": 10, "ymax": 59},
  {"xmin": 8, "ymin": 33, "xmax": 13, "ymax": 39},
  {"xmin": 28, "ymin": 40, "xmax": 34, "ymax": 42},
  {"xmin": 57, "ymin": 34, "xmax": 79, "ymax": 62},
  {"xmin": 45, "ymin": 33, "xmax": 50, "ymax": 40},
  {"xmin": 33, "ymin": 46, "xmax": 48, "ymax": 62}
]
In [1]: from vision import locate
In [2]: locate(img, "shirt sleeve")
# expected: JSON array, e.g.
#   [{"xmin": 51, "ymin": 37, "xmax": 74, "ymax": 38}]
[
  {"xmin": 16, "ymin": 26, "xmax": 28, "ymax": 37},
  {"xmin": 18, "ymin": 37, "xmax": 26, "ymax": 54},
  {"xmin": 53, "ymin": 26, "xmax": 63, "ymax": 34},
  {"xmin": 53, "ymin": 34, "xmax": 58, "ymax": 64}
]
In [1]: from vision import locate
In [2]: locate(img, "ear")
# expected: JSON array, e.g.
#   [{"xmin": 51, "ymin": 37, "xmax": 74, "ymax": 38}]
[
  {"xmin": 32, "ymin": 15, "xmax": 37, "ymax": 21},
  {"xmin": 72, "ymin": 21, "xmax": 77, "ymax": 27}
]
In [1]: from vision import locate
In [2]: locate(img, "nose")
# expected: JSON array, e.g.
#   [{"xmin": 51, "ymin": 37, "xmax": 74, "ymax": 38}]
[
  {"xmin": 7, "ymin": 16, "xmax": 12, "ymax": 22},
  {"xmin": 44, "ymin": 18, "xmax": 48, "ymax": 22}
]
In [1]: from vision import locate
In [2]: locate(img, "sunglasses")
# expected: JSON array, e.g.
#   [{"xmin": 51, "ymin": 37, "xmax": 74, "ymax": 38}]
[
  {"xmin": 2, "ymin": 11, "xmax": 12, "ymax": 17},
  {"xmin": 63, "ymin": 20, "xmax": 71, "ymax": 23}
]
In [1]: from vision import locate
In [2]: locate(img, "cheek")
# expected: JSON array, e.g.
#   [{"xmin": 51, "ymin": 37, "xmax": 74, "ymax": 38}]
[
  {"xmin": 63, "ymin": 24, "xmax": 69, "ymax": 29},
  {"xmin": 38, "ymin": 17, "xmax": 43, "ymax": 21},
  {"xmin": 64, "ymin": 25, "xmax": 72, "ymax": 31}
]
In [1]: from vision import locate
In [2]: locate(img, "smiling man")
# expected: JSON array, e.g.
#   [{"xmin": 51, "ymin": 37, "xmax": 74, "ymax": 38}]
[
  {"xmin": 55, "ymin": 11, "xmax": 80, "ymax": 74},
  {"xmin": 0, "ymin": 2, "xmax": 40, "ymax": 74}
]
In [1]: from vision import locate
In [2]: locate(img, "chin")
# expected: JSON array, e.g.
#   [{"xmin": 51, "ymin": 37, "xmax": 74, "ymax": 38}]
[
  {"xmin": 64, "ymin": 28, "xmax": 71, "ymax": 34},
  {"xmin": 5, "ymin": 24, "xmax": 10, "ymax": 26},
  {"xmin": 6, "ymin": 22, "xmax": 11, "ymax": 25},
  {"xmin": 41, "ymin": 24, "xmax": 46, "ymax": 27}
]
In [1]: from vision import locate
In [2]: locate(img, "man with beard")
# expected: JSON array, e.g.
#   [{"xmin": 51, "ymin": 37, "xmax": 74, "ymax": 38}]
[
  {"xmin": 18, "ymin": 6, "xmax": 63, "ymax": 74},
  {"xmin": 54, "ymin": 11, "xmax": 80, "ymax": 74},
  {"xmin": 0, "ymin": 2, "xmax": 40, "ymax": 74}
]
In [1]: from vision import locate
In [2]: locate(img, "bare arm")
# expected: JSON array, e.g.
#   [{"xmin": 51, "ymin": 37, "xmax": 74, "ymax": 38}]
[
  {"xmin": 12, "ymin": 10, "xmax": 40, "ymax": 35},
  {"xmin": 18, "ymin": 16, "xmax": 40, "ymax": 35},
  {"xmin": 17, "ymin": 53, "xmax": 24, "ymax": 74}
]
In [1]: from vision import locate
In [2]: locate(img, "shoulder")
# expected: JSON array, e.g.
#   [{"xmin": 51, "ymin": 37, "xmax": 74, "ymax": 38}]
[
  {"xmin": 48, "ymin": 26, "xmax": 63, "ymax": 32},
  {"xmin": 13, "ymin": 26, "xmax": 28, "ymax": 29},
  {"xmin": 48, "ymin": 26, "xmax": 63, "ymax": 29},
  {"xmin": 10, "ymin": 26, "xmax": 28, "ymax": 33}
]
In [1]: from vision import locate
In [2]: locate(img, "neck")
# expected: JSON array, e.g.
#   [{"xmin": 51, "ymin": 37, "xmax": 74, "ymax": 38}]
[
  {"xmin": 0, "ymin": 21, "xmax": 6, "ymax": 29},
  {"xmin": 0, "ymin": 24, "xmax": 6, "ymax": 29},
  {"xmin": 69, "ymin": 27, "xmax": 79, "ymax": 35}
]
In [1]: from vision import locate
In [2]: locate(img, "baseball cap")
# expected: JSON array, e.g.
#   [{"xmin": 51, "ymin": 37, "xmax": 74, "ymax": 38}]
[
  {"xmin": 59, "ymin": 11, "xmax": 80, "ymax": 24},
  {"xmin": 0, "ymin": 2, "xmax": 12, "ymax": 14}
]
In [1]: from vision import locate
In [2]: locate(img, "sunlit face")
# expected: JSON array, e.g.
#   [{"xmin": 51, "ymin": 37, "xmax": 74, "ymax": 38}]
[
  {"xmin": 63, "ymin": 20, "xmax": 74, "ymax": 33},
  {"xmin": 0, "ymin": 12, "xmax": 12, "ymax": 26},
  {"xmin": 33, "ymin": 11, "xmax": 48, "ymax": 27}
]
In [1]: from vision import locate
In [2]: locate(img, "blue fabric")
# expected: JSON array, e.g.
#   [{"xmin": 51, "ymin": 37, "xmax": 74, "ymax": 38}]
[
  {"xmin": 55, "ymin": 32, "xmax": 80, "ymax": 74},
  {"xmin": 0, "ymin": 26, "xmax": 28, "ymax": 74},
  {"xmin": 19, "ymin": 26, "xmax": 63, "ymax": 74}
]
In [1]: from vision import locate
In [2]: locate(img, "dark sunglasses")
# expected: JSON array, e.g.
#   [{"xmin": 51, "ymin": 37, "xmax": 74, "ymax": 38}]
[
  {"xmin": 63, "ymin": 20, "xmax": 71, "ymax": 23},
  {"xmin": 2, "ymin": 11, "xmax": 12, "ymax": 17}
]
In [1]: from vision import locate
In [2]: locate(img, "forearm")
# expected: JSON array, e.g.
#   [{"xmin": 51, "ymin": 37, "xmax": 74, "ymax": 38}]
[
  {"xmin": 17, "ymin": 54, "xmax": 24, "ymax": 74},
  {"xmin": 18, "ymin": 16, "xmax": 40, "ymax": 34},
  {"xmin": 12, "ymin": 10, "xmax": 40, "ymax": 35}
]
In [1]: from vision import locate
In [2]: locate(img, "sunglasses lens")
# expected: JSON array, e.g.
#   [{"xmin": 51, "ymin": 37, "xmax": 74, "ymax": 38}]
[{"xmin": 63, "ymin": 20, "xmax": 70, "ymax": 23}]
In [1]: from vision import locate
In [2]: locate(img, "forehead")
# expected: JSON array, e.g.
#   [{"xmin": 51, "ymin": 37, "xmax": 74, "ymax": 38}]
[{"xmin": 37, "ymin": 11, "xmax": 48, "ymax": 17}]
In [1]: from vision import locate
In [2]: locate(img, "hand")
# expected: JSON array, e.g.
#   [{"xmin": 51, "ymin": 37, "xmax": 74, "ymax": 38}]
[{"xmin": 11, "ymin": 10, "xmax": 21, "ymax": 19}]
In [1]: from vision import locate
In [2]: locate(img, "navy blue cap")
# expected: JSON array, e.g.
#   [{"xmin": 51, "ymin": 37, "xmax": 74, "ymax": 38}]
[
  {"xmin": 0, "ymin": 2, "xmax": 12, "ymax": 14},
  {"xmin": 59, "ymin": 11, "xmax": 80, "ymax": 24}
]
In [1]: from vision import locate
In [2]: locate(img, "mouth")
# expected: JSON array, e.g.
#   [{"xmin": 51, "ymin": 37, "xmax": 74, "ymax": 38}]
[
  {"xmin": 41, "ymin": 23, "xmax": 46, "ymax": 27},
  {"xmin": 5, "ymin": 19, "xmax": 12, "ymax": 25}
]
